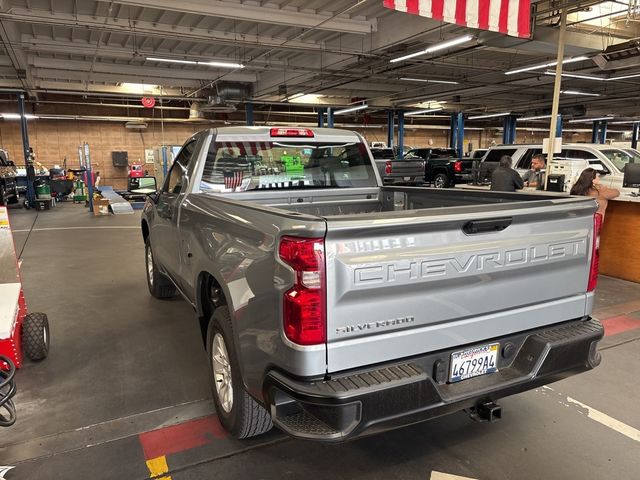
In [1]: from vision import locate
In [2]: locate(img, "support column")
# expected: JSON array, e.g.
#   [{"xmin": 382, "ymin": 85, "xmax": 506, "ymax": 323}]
[
  {"xmin": 449, "ymin": 113, "xmax": 457, "ymax": 152},
  {"xmin": 397, "ymin": 110, "xmax": 404, "ymax": 159},
  {"xmin": 456, "ymin": 112, "xmax": 464, "ymax": 157},
  {"xmin": 18, "ymin": 93, "xmax": 35, "ymax": 206},
  {"xmin": 387, "ymin": 109, "xmax": 394, "ymax": 148},
  {"xmin": 591, "ymin": 121, "xmax": 599, "ymax": 143},
  {"xmin": 555, "ymin": 114, "xmax": 563, "ymax": 138},
  {"xmin": 316, "ymin": 108, "xmax": 326, "ymax": 128},
  {"xmin": 245, "ymin": 102, "xmax": 254, "ymax": 126},
  {"xmin": 632, "ymin": 122, "xmax": 640, "ymax": 150},
  {"xmin": 599, "ymin": 120, "xmax": 607, "ymax": 144},
  {"xmin": 502, "ymin": 115, "xmax": 517, "ymax": 144},
  {"xmin": 327, "ymin": 107, "xmax": 334, "ymax": 128}
]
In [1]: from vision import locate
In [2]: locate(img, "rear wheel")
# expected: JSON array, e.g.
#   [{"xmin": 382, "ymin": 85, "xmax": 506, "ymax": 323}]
[
  {"xmin": 145, "ymin": 238, "xmax": 176, "ymax": 298},
  {"xmin": 22, "ymin": 312, "xmax": 50, "ymax": 361},
  {"xmin": 433, "ymin": 173, "xmax": 450, "ymax": 188},
  {"xmin": 207, "ymin": 306, "xmax": 272, "ymax": 439}
]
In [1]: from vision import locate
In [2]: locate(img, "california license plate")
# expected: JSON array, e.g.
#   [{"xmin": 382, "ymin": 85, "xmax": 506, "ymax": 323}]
[{"xmin": 449, "ymin": 343, "xmax": 499, "ymax": 383}]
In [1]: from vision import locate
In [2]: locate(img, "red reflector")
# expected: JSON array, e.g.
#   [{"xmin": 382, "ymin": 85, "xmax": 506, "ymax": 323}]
[
  {"xmin": 270, "ymin": 128, "xmax": 314, "ymax": 138},
  {"xmin": 279, "ymin": 236, "xmax": 326, "ymax": 345},
  {"xmin": 588, "ymin": 213, "xmax": 603, "ymax": 292},
  {"xmin": 454, "ymin": 161, "xmax": 463, "ymax": 173},
  {"xmin": 385, "ymin": 161, "xmax": 392, "ymax": 175}
]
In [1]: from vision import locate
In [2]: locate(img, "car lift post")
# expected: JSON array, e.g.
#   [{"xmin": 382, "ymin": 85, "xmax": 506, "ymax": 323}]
[
  {"xmin": 83, "ymin": 143, "xmax": 94, "ymax": 213},
  {"xmin": 397, "ymin": 110, "xmax": 404, "ymax": 159},
  {"xmin": 633, "ymin": 122, "xmax": 639, "ymax": 150},
  {"xmin": 17, "ymin": 93, "xmax": 36, "ymax": 207},
  {"xmin": 387, "ymin": 109, "xmax": 394, "ymax": 149}
]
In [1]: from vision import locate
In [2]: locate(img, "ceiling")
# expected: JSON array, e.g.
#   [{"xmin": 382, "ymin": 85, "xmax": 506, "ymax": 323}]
[{"xmin": 0, "ymin": 0, "xmax": 639, "ymax": 125}]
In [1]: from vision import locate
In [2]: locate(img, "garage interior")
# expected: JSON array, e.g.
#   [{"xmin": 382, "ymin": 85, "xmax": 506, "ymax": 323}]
[{"xmin": 1, "ymin": 1, "xmax": 640, "ymax": 479}]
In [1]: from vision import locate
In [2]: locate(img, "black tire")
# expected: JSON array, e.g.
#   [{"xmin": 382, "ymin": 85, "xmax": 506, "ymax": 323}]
[
  {"xmin": 433, "ymin": 173, "xmax": 450, "ymax": 188},
  {"xmin": 145, "ymin": 237, "xmax": 176, "ymax": 299},
  {"xmin": 22, "ymin": 312, "xmax": 50, "ymax": 361},
  {"xmin": 207, "ymin": 306, "xmax": 272, "ymax": 439}
]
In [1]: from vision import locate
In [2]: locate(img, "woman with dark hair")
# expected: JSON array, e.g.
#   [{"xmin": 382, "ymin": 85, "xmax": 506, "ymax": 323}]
[{"xmin": 570, "ymin": 168, "xmax": 619, "ymax": 218}]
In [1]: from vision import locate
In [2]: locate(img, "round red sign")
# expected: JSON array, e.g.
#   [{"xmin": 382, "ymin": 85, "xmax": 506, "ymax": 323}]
[{"xmin": 141, "ymin": 97, "xmax": 155, "ymax": 108}]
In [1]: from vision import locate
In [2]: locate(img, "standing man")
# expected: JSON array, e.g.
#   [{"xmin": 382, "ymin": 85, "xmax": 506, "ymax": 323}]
[
  {"xmin": 490, "ymin": 156, "xmax": 524, "ymax": 192},
  {"xmin": 522, "ymin": 154, "xmax": 546, "ymax": 189}
]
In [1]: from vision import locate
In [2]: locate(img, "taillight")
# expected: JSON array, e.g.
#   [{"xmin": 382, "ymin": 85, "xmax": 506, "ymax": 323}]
[
  {"xmin": 454, "ymin": 161, "xmax": 463, "ymax": 173},
  {"xmin": 279, "ymin": 236, "xmax": 326, "ymax": 345},
  {"xmin": 385, "ymin": 161, "xmax": 392, "ymax": 175},
  {"xmin": 588, "ymin": 213, "xmax": 603, "ymax": 292},
  {"xmin": 270, "ymin": 127, "xmax": 314, "ymax": 137}
]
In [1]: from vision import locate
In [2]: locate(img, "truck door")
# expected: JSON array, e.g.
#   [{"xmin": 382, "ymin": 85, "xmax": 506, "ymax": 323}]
[{"xmin": 152, "ymin": 138, "xmax": 198, "ymax": 281}]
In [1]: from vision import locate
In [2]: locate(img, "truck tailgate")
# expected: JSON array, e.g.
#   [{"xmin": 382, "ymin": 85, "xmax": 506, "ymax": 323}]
[
  {"xmin": 323, "ymin": 200, "xmax": 596, "ymax": 373},
  {"xmin": 390, "ymin": 159, "xmax": 424, "ymax": 176}
]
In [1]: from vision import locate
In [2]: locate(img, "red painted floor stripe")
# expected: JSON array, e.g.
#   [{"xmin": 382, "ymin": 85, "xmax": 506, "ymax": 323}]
[
  {"xmin": 602, "ymin": 315, "xmax": 640, "ymax": 337},
  {"xmin": 139, "ymin": 415, "xmax": 227, "ymax": 460}
]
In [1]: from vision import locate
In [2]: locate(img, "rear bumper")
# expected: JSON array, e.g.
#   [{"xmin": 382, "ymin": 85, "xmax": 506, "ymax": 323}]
[
  {"xmin": 263, "ymin": 316, "xmax": 603, "ymax": 442},
  {"xmin": 382, "ymin": 175, "xmax": 424, "ymax": 185}
]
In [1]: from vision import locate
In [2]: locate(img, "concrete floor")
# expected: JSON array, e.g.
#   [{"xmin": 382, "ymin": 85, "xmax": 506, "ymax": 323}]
[{"xmin": 1, "ymin": 202, "xmax": 639, "ymax": 480}]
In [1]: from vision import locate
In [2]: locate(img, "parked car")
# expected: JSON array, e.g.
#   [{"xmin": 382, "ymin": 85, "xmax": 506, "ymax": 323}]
[
  {"xmin": 0, "ymin": 150, "xmax": 19, "ymax": 206},
  {"xmin": 405, "ymin": 147, "xmax": 473, "ymax": 188},
  {"xmin": 481, "ymin": 143, "xmax": 639, "ymax": 193},
  {"xmin": 142, "ymin": 126, "xmax": 604, "ymax": 442},
  {"xmin": 370, "ymin": 147, "xmax": 425, "ymax": 185}
]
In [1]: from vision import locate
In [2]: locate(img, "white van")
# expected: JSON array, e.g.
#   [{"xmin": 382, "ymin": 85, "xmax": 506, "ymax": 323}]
[{"xmin": 481, "ymin": 144, "xmax": 640, "ymax": 193}]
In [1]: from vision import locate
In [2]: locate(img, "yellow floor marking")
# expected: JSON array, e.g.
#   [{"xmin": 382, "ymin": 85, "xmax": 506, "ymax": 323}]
[
  {"xmin": 430, "ymin": 472, "xmax": 477, "ymax": 480},
  {"xmin": 146, "ymin": 456, "xmax": 172, "ymax": 480}
]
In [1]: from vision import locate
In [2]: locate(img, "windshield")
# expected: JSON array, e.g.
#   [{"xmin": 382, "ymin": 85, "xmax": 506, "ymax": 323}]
[
  {"xmin": 200, "ymin": 140, "xmax": 377, "ymax": 192},
  {"xmin": 600, "ymin": 149, "xmax": 640, "ymax": 171}
]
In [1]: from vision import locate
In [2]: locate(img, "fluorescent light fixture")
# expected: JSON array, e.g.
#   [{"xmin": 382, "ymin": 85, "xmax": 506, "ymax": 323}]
[
  {"xmin": 400, "ymin": 77, "xmax": 459, "ymax": 85},
  {"xmin": 1, "ymin": 113, "xmax": 37, "ymax": 119},
  {"xmin": 561, "ymin": 90, "xmax": 601, "ymax": 96},
  {"xmin": 405, "ymin": 108, "xmax": 443, "ymax": 116},
  {"xmin": 543, "ymin": 71, "xmax": 606, "ymax": 81},
  {"xmin": 568, "ymin": 116, "xmax": 614, "ymax": 123},
  {"xmin": 390, "ymin": 35, "xmax": 474, "ymax": 63},
  {"xmin": 609, "ymin": 73, "xmax": 640, "ymax": 81},
  {"xmin": 333, "ymin": 104, "xmax": 368, "ymax": 115},
  {"xmin": 146, "ymin": 57, "xmax": 244, "ymax": 68},
  {"xmin": 286, "ymin": 92, "xmax": 306, "ymax": 101},
  {"xmin": 519, "ymin": 114, "xmax": 552, "ymax": 121},
  {"xmin": 608, "ymin": 120, "xmax": 638, "ymax": 125},
  {"xmin": 468, "ymin": 112, "xmax": 511, "ymax": 120},
  {"xmin": 505, "ymin": 56, "xmax": 589, "ymax": 75}
]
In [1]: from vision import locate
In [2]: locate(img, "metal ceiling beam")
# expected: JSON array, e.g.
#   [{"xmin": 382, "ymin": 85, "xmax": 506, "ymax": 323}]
[
  {"xmin": 0, "ymin": 15, "xmax": 35, "ymax": 96},
  {"xmin": 107, "ymin": 0, "xmax": 376, "ymax": 34},
  {"xmin": 1, "ymin": 8, "xmax": 369, "ymax": 56},
  {"xmin": 32, "ymin": 80, "xmax": 189, "ymax": 96},
  {"xmin": 28, "ymin": 57, "xmax": 258, "ymax": 83}
]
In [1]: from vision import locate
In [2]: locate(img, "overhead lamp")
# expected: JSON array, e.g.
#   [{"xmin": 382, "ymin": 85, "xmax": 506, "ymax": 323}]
[
  {"xmin": 286, "ymin": 92, "xmax": 306, "ymax": 101},
  {"xmin": 505, "ymin": 56, "xmax": 589, "ymax": 75},
  {"xmin": 334, "ymin": 104, "xmax": 368, "ymax": 115},
  {"xmin": 146, "ymin": 56, "xmax": 244, "ymax": 68},
  {"xmin": 568, "ymin": 117, "xmax": 614, "ymax": 123},
  {"xmin": 519, "ymin": 114, "xmax": 552, "ymax": 121},
  {"xmin": 400, "ymin": 77, "xmax": 459, "ymax": 85},
  {"xmin": 468, "ymin": 112, "xmax": 511, "ymax": 120},
  {"xmin": 543, "ymin": 71, "xmax": 606, "ymax": 81},
  {"xmin": 608, "ymin": 120, "xmax": 639, "ymax": 125},
  {"xmin": 561, "ymin": 90, "xmax": 601, "ymax": 96},
  {"xmin": 1, "ymin": 113, "xmax": 37, "ymax": 119},
  {"xmin": 405, "ymin": 108, "xmax": 443, "ymax": 116},
  {"xmin": 390, "ymin": 34, "xmax": 474, "ymax": 63}
]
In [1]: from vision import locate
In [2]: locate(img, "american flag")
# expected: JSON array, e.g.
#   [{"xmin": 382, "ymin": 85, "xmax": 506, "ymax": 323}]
[
  {"xmin": 383, "ymin": 0, "xmax": 532, "ymax": 39},
  {"xmin": 224, "ymin": 170, "xmax": 244, "ymax": 190}
]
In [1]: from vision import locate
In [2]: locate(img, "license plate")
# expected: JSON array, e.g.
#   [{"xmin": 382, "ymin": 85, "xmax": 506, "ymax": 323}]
[
  {"xmin": 404, "ymin": 176, "xmax": 411, "ymax": 181},
  {"xmin": 449, "ymin": 343, "xmax": 499, "ymax": 383}
]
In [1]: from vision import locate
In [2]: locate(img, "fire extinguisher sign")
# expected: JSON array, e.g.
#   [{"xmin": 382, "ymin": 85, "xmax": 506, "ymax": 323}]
[{"xmin": 141, "ymin": 97, "xmax": 156, "ymax": 108}]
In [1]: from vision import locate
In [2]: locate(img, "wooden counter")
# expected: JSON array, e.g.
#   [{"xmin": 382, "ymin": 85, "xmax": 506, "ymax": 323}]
[{"xmin": 599, "ymin": 196, "xmax": 640, "ymax": 283}]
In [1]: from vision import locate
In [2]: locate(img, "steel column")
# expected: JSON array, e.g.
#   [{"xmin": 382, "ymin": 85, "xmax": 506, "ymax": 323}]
[
  {"xmin": 599, "ymin": 121, "xmax": 607, "ymax": 144},
  {"xmin": 591, "ymin": 121, "xmax": 599, "ymax": 143},
  {"xmin": 317, "ymin": 108, "xmax": 326, "ymax": 128},
  {"xmin": 387, "ymin": 109, "xmax": 394, "ymax": 148},
  {"xmin": 327, "ymin": 107, "xmax": 334, "ymax": 128},
  {"xmin": 17, "ymin": 93, "xmax": 36, "ymax": 206},
  {"xmin": 449, "ymin": 113, "xmax": 457, "ymax": 152},
  {"xmin": 456, "ymin": 112, "xmax": 464, "ymax": 157},
  {"xmin": 397, "ymin": 110, "xmax": 404, "ymax": 159},
  {"xmin": 632, "ymin": 122, "xmax": 640, "ymax": 150},
  {"xmin": 555, "ymin": 114, "xmax": 563, "ymax": 138},
  {"xmin": 245, "ymin": 102, "xmax": 254, "ymax": 126},
  {"xmin": 83, "ymin": 143, "xmax": 94, "ymax": 214},
  {"xmin": 502, "ymin": 115, "xmax": 517, "ymax": 145}
]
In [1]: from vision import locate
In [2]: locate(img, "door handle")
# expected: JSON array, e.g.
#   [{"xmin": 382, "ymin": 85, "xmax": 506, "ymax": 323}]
[{"xmin": 463, "ymin": 218, "xmax": 512, "ymax": 235}]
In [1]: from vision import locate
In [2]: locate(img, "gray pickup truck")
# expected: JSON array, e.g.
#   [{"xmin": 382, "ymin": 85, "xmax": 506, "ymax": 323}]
[{"xmin": 142, "ymin": 126, "xmax": 604, "ymax": 442}]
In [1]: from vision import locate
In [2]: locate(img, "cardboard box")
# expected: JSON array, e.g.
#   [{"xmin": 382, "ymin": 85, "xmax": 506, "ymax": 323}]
[{"xmin": 93, "ymin": 198, "xmax": 110, "ymax": 215}]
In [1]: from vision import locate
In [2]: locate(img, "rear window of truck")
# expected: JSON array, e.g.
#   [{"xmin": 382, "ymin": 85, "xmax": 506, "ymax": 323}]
[{"xmin": 199, "ymin": 140, "xmax": 378, "ymax": 192}]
